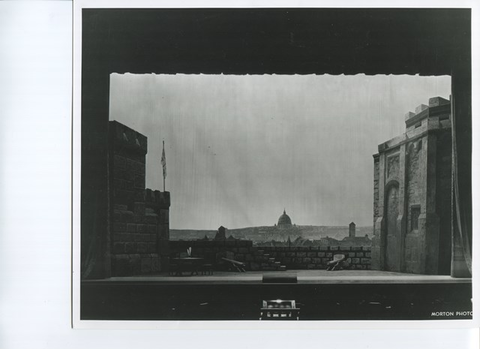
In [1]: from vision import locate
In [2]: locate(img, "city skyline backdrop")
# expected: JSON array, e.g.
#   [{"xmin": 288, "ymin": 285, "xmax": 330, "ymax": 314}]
[{"xmin": 109, "ymin": 73, "xmax": 450, "ymax": 230}]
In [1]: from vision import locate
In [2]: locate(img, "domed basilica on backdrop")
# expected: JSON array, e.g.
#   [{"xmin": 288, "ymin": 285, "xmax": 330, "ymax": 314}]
[
  {"xmin": 224, "ymin": 209, "xmax": 371, "ymax": 247},
  {"xmin": 277, "ymin": 209, "xmax": 293, "ymax": 228},
  {"xmin": 171, "ymin": 208, "xmax": 371, "ymax": 247}
]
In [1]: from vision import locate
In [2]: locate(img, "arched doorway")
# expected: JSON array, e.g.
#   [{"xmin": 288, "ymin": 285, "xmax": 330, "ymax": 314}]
[{"xmin": 385, "ymin": 181, "xmax": 400, "ymax": 271}]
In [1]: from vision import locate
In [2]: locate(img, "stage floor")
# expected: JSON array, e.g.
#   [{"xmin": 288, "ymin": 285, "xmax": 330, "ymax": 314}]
[
  {"xmin": 81, "ymin": 270, "xmax": 473, "ymax": 320},
  {"xmin": 84, "ymin": 270, "xmax": 472, "ymax": 285}
]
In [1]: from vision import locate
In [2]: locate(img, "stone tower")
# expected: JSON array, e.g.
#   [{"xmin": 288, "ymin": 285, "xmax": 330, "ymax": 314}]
[
  {"xmin": 214, "ymin": 226, "xmax": 227, "ymax": 241},
  {"xmin": 108, "ymin": 121, "xmax": 170, "ymax": 276},
  {"xmin": 349, "ymin": 222, "xmax": 356, "ymax": 238},
  {"xmin": 372, "ymin": 97, "xmax": 452, "ymax": 275}
]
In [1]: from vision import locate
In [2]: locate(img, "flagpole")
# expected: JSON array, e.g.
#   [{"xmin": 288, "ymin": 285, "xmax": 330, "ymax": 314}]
[{"xmin": 162, "ymin": 140, "xmax": 166, "ymax": 192}]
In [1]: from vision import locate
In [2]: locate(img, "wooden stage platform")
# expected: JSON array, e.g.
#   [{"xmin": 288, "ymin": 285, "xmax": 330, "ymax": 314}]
[
  {"xmin": 85, "ymin": 270, "xmax": 472, "ymax": 285},
  {"xmin": 81, "ymin": 270, "xmax": 472, "ymax": 321}
]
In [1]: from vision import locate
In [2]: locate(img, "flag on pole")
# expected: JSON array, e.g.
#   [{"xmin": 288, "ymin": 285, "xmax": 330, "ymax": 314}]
[{"xmin": 161, "ymin": 141, "xmax": 167, "ymax": 179}]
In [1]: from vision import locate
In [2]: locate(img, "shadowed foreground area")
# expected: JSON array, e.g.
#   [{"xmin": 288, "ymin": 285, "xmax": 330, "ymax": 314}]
[{"xmin": 81, "ymin": 270, "xmax": 472, "ymax": 321}]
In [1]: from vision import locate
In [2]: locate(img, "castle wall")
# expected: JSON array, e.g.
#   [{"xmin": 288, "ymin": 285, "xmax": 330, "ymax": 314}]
[
  {"xmin": 109, "ymin": 121, "xmax": 170, "ymax": 276},
  {"xmin": 371, "ymin": 152, "xmax": 388, "ymax": 271},
  {"xmin": 435, "ymin": 131, "xmax": 453, "ymax": 274},
  {"xmin": 170, "ymin": 240, "xmax": 284, "ymax": 271},
  {"xmin": 373, "ymin": 155, "xmax": 380, "ymax": 224},
  {"xmin": 372, "ymin": 97, "xmax": 452, "ymax": 275},
  {"xmin": 404, "ymin": 136, "xmax": 428, "ymax": 274},
  {"xmin": 170, "ymin": 241, "xmax": 371, "ymax": 271},
  {"xmin": 261, "ymin": 246, "xmax": 371, "ymax": 270},
  {"xmin": 385, "ymin": 145, "xmax": 407, "ymax": 272}
]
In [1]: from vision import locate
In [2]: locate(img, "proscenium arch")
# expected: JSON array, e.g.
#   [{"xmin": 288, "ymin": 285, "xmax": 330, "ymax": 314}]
[{"xmin": 80, "ymin": 8, "xmax": 471, "ymax": 279}]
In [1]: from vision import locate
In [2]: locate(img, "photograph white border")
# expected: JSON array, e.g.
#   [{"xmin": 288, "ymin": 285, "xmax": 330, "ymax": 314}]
[
  {"xmin": 71, "ymin": 0, "xmax": 480, "ymax": 330},
  {"xmin": 2, "ymin": 1, "xmax": 480, "ymax": 348}
]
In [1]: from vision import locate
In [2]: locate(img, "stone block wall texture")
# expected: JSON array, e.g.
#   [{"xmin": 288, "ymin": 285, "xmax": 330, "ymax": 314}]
[
  {"xmin": 404, "ymin": 136, "xmax": 427, "ymax": 274},
  {"xmin": 169, "ymin": 240, "xmax": 285, "ymax": 271},
  {"xmin": 435, "ymin": 131, "xmax": 452, "ymax": 274},
  {"xmin": 170, "ymin": 241, "xmax": 371, "ymax": 271},
  {"xmin": 109, "ymin": 121, "xmax": 170, "ymax": 276},
  {"xmin": 373, "ymin": 155, "xmax": 380, "ymax": 226},
  {"xmin": 261, "ymin": 246, "xmax": 371, "ymax": 270},
  {"xmin": 372, "ymin": 98, "xmax": 452, "ymax": 275}
]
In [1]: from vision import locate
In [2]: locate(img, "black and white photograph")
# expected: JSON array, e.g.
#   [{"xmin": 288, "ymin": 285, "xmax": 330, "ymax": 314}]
[
  {"xmin": 4, "ymin": 1, "xmax": 480, "ymax": 348},
  {"xmin": 74, "ymin": 4, "xmax": 474, "ymax": 323}
]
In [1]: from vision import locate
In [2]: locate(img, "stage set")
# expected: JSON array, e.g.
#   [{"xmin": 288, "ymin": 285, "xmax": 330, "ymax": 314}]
[{"xmin": 78, "ymin": 8, "xmax": 473, "ymax": 321}]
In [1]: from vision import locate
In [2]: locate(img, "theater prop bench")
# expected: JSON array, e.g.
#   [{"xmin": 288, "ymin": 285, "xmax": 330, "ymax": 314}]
[
  {"xmin": 326, "ymin": 254, "xmax": 348, "ymax": 271},
  {"xmin": 170, "ymin": 257, "xmax": 204, "ymax": 276},
  {"xmin": 221, "ymin": 257, "xmax": 246, "ymax": 272}
]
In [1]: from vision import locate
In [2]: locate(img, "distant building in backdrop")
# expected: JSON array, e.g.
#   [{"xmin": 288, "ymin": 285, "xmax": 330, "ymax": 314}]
[
  {"xmin": 171, "ymin": 209, "xmax": 373, "ymax": 245},
  {"xmin": 277, "ymin": 209, "xmax": 293, "ymax": 227}
]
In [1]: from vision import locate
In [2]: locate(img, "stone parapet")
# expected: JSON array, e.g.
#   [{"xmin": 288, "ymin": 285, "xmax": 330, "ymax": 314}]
[
  {"xmin": 170, "ymin": 240, "xmax": 284, "ymax": 271},
  {"xmin": 428, "ymin": 96, "xmax": 450, "ymax": 108},
  {"xmin": 170, "ymin": 241, "xmax": 371, "ymax": 271},
  {"xmin": 262, "ymin": 246, "xmax": 372, "ymax": 270},
  {"xmin": 405, "ymin": 99, "xmax": 450, "ymax": 129},
  {"xmin": 112, "ymin": 253, "xmax": 161, "ymax": 276},
  {"xmin": 109, "ymin": 120, "xmax": 147, "ymax": 155},
  {"xmin": 378, "ymin": 112, "xmax": 451, "ymax": 155},
  {"xmin": 145, "ymin": 188, "xmax": 170, "ymax": 209}
]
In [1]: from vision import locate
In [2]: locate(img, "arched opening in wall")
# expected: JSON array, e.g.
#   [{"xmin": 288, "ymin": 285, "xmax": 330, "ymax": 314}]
[{"xmin": 384, "ymin": 180, "xmax": 400, "ymax": 272}]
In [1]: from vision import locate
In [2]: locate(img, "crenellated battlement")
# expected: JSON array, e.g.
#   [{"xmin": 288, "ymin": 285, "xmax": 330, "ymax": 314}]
[
  {"xmin": 404, "ymin": 96, "xmax": 450, "ymax": 128},
  {"xmin": 109, "ymin": 120, "xmax": 148, "ymax": 155},
  {"xmin": 145, "ymin": 188, "xmax": 170, "ymax": 208},
  {"xmin": 373, "ymin": 96, "xmax": 452, "ymax": 275},
  {"xmin": 108, "ymin": 120, "xmax": 170, "ymax": 276},
  {"xmin": 377, "ymin": 96, "xmax": 451, "ymax": 153}
]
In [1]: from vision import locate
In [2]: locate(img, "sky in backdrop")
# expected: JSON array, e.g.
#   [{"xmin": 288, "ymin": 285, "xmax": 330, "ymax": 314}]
[{"xmin": 109, "ymin": 74, "xmax": 450, "ymax": 230}]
